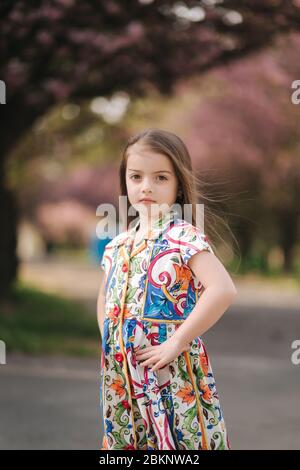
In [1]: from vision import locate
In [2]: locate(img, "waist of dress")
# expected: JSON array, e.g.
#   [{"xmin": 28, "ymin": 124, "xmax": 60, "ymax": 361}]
[{"xmin": 105, "ymin": 314, "xmax": 186, "ymax": 325}]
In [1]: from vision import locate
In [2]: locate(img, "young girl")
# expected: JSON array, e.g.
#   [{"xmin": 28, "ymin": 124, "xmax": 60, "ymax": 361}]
[{"xmin": 97, "ymin": 128, "xmax": 237, "ymax": 451}]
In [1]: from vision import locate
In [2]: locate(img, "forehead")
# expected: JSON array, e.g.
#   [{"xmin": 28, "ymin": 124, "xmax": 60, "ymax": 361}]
[{"xmin": 126, "ymin": 145, "xmax": 174, "ymax": 172}]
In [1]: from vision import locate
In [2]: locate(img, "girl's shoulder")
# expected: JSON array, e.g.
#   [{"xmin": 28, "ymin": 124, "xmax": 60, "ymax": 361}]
[
  {"xmin": 167, "ymin": 217, "xmax": 214, "ymax": 255},
  {"xmin": 100, "ymin": 230, "xmax": 129, "ymax": 271},
  {"xmin": 171, "ymin": 217, "xmax": 208, "ymax": 238}
]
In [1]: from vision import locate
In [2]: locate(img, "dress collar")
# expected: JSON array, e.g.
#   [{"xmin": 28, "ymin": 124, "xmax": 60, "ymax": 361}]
[{"xmin": 127, "ymin": 208, "xmax": 179, "ymax": 242}]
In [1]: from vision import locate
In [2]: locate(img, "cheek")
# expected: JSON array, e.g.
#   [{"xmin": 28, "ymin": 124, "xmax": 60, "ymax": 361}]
[
  {"xmin": 162, "ymin": 180, "xmax": 178, "ymax": 200},
  {"xmin": 127, "ymin": 182, "xmax": 136, "ymax": 193},
  {"xmin": 126, "ymin": 179, "xmax": 139, "ymax": 200},
  {"xmin": 126, "ymin": 176, "xmax": 133, "ymax": 191}
]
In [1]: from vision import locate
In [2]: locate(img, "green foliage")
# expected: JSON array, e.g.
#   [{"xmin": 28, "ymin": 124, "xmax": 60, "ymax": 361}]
[
  {"xmin": 0, "ymin": 282, "xmax": 100, "ymax": 357},
  {"xmin": 228, "ymin": 253, "xmax": 300, "ymax": 284}
]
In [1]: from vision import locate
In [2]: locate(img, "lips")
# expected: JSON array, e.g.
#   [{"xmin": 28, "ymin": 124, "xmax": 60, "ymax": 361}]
[{"xmin": 139, "ymin": 199, "xmax": 156, "ymax": 202}]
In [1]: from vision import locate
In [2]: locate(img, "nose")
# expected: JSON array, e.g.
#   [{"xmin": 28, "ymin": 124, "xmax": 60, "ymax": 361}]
[{"xmin": 141, "ymin": 177, "xmax": 153, "ymax": 194}]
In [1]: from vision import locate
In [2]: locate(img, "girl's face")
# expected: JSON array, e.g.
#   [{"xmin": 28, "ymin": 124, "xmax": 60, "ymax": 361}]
[{"xmin": 125, "ymin": 144, "xmax": 179, "ymax": 218}]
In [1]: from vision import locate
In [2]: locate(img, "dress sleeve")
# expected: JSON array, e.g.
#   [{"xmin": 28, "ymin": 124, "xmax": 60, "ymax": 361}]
[
  {"xmin": 177, "ymin": 223, "xmax": 214, "ymax": 265},
  {"xmin": 100, "ymin": 244, "xmax": 109, "ymax": 272},
  {"xmin": 100, "ymin": 238, "xmax": 115, "ymax": 272},
  {"xmin": 100, "ymin": 252, "xmax": 106, "ymax": 271}
]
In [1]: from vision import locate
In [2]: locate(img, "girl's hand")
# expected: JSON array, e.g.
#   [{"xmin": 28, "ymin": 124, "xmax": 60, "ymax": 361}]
[{"xmin": 135, "ymin": 337, "xmax": 191, "ymax": 372}]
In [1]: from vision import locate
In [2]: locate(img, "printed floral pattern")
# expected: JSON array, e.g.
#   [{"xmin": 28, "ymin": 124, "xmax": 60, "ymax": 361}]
[{"xmin": 100, "ymin": 210, "xmax": 231, "ymax": 450}]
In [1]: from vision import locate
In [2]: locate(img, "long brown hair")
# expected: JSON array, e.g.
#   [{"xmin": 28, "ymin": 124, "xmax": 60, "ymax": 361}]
[{"xmin": 119, "ymin": 128, "xmax": 239, "ymax": 266}]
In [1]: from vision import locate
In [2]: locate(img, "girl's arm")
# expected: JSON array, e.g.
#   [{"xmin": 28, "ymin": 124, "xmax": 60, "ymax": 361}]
[
  {"xmin": 97, "ymin": 272, "xmax": 106, "ymax": 339},
  {"xmin": 172, "ymin": 251, "xmax": 237, "ymax": 347}
]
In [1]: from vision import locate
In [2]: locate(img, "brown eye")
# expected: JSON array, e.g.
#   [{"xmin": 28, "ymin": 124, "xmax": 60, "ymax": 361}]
[{"xmin": 157, "ymin": 175, "xmax": 167, "ymax": 181}]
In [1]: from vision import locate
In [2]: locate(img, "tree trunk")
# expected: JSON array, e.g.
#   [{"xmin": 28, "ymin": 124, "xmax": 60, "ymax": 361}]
[
  {"xmin": 278, "ymin": 211, "xmax": 299, "ymax": 273},
  {"xmin": 0, "ymin": 101, "xmax": 42, "ymax": 299},
  {"xmin": 234, "ymin": 219, "xmax": 253, "ymax": 261},
  {"xmin": 0, "ymin": 186, "xmax": 19, "ymax": 299}
]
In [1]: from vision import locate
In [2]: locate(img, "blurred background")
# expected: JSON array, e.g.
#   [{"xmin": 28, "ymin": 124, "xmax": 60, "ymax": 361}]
[{"xmin": 0, "ymin": 0, "xmax": 300, "ymax": 450}]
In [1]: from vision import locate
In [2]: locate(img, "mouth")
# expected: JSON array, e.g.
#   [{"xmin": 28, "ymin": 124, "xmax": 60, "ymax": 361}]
[{"xmin": 139, "ymin": 198, "xmax": 156, "ymax": 203}]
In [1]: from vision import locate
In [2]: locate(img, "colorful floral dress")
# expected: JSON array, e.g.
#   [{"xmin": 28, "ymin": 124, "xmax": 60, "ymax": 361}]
[{"xmin": 99, "ymin": 209, "xmax": 231, "ymax": 450}]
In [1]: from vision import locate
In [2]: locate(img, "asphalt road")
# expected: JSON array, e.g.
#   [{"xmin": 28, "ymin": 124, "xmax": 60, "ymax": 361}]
[{"xmin": 1, "ymin": 303, "xmax": 300, "ymax": 450}]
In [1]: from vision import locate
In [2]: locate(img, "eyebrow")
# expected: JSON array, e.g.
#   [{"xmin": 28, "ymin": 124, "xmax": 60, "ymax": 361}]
[{"xmin": 128, "ymin": 169, "xmax": 172, "ymax": 174}]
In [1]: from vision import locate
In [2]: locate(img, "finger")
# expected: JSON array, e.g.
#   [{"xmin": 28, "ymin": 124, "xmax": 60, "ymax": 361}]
[
  {"xmin": 136, "ymin": 346, "xmax": 156, "ymax": 354},
  {"xmin": 136, "ymin": 346, "xmax": 160, "ymax": 356},
  {"xmin": 140, "ymin": 359, "xmax": 156, "ymax": 367},
  {"xmin": 140, "ymin": 356, "xmax": 159, "ymax": 367},
  {"xmin": 136, "ymin": 351, "xmax": 155, "ymax": 360},
  {"xmin": 151, "ymin": 360, "xmax": 165, "ymax": 372}
]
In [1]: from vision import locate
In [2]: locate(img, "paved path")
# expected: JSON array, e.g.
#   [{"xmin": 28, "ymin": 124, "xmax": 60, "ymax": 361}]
[
  {"xmin": 1, "ymin": 303, "xmax": 300, "ymax": 449},
  {"xmin": 20, "ymin": 256, "xmax": 300, "ymax": 311},
  {"xmin": 1, "ymin": 257, "xmax": 298, "ymax": 449},
  {"xmin": 0, "ymin": 354, "xmax": 102, "ymax": 449},
  {"xmin": 19, "ymin": 257, "xmax": 103, "ymax": 311}
]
